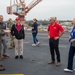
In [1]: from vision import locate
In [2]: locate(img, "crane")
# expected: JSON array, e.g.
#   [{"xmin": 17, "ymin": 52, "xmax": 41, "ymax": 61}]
[{"xmin": 7, "ymin": 0, "xmax": 42, "ymax": 23}]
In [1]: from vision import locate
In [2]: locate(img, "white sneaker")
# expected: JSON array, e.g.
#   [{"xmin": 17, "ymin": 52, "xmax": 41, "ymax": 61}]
[
  {"xmin": 64, "ymin": 68, "xmax": 73, "ymax": 72},
  {"xmin": 36, "ymin": 42, "xmax": 40, "ymax": 45},
  {"xmin": 32, "ymin": 44, "xmax": 36, "ymax": 46}
]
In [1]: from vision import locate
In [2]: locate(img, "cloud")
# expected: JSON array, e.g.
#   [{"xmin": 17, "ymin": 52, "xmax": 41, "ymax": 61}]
[{"xmin": 0, "ymin": 0, "xmax": 75, "ymax": 20}]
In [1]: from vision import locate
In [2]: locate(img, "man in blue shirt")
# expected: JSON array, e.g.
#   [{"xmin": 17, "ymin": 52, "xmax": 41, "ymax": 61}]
[{"xmin": 64, "ymin": 18, "xmax": 75, "ymax": 72}]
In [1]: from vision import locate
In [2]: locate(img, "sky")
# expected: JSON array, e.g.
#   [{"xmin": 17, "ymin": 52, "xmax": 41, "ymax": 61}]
[{"xmin": 0, "ymin": 0, "xmax": 75, "ymax": 21}]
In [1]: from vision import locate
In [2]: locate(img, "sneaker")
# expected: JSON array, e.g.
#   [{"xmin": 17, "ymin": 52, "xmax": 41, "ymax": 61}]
[
  {"xmin": 32, "ymin": 44, "xmax": 36, "ymax": 46},
  {"xmin": 3, "ymin": 55, "xmax": 10, "ymax": 58},
  {"xmin": 15, "ymin": 56, "xmax": 18, "ymax": 59},
  {"xmin": 0, "ymin": 65, "xmax": 5, "ymax": 71},
  {"xmin": 36, "ymin": 42, "xmax": 40, "ymax": 46},
  {"xmin": 64, "ymin": 68, "xmax": 73, "ymax": 72},
  {"xmin": 20, "ymin": 55, "xmax": 23, "ymax": 59},
  {"xmin": 48, "ymin": 61, "xmax": 55, "ymax": 64},
  {"xmin": 56, "ymin": 62, "xmax": 61, "ymax": 66}
]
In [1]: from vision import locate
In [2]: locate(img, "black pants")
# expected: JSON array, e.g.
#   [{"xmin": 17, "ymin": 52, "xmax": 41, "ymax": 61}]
[
  {"xmin": 49, "ymin": 38, "xmax": 60, "ymax": 62},
  {"xmin": 67, "ymin": 45, "xmax": 75, "ymax": 70}
]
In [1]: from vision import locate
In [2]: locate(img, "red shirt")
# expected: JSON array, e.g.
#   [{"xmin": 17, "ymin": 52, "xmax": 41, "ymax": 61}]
[
  {"xmin": 48, "ymin": 22, "xmax": 64, "ymax": 38},
  {"xmin": 16, "ymin": 24, "xmax": 21, "ymax": 32}
]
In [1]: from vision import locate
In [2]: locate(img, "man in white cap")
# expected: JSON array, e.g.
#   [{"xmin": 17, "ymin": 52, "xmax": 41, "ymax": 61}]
[{"xmin": 48, "ymin": 17, "xmax": 64, "ymax": 66}]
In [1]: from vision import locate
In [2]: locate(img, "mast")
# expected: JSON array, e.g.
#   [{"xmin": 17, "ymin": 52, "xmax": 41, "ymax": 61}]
[
  {"xmin": 7, "ymin": 0, "xmax": 42, "ymax": 24},
  {"xmin": 10, "ymin": 0, "xmax": 12, "ymax": 6}
]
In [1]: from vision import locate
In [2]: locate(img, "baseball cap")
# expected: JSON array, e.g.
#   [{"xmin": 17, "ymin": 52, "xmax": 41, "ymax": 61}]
[{"xmin": 15, "ymin": 17, "xmax": 20, "ymax": 21}]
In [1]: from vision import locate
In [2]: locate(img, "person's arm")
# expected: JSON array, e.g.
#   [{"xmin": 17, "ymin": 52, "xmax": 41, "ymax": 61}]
[
  {"xmin": 59, "ymin": 30, "xmax": 65, "ymax": 37},
  {"xmin": 54, "ymin": 30, "xmax": 65, "ymax": 40},
  {"xmin": 70, "ymin": 39, "xmax": 75, "ymax": 42},
  {"xmin": 47, "ymin": 25, "xmax": 50, "ymax": 38},
  {"xmin": 6, "ymin": 22, "xmax": 9, "ymax": 29},
  {"xmin": 2, "ymin": 23, "xmax": 6, "ymax": 30},
  {"xmin": 11, "ymin": 25, "xmax": 15, "ymax": 37},
  {"xmin": 22, "ymin": 25, "xmax": 25, "ymax": 39},
  {"xmin": 32, "ymin": 27, "xmax": 34, "ymax": 29},
  {"xmin": 70, "ymin": 31, "xmax": 75, "ymax": 42},
  {"xmin": 54, "ymin": 24, "xmax": 65, "ymax": 40},
  {"xmin": 4, "ymin": 23, "xmax": 9, "ymax": 36},
  {"xmin": 48, "ymin": 31, "xmax": 50, "ymax": 38},
  {"xmin": 59, "ymin": 24, "xmax": 65, "ymax": 37},
  {"xmin": 31, "ymin": 23, "xmax": 34, "ymax": 30}
]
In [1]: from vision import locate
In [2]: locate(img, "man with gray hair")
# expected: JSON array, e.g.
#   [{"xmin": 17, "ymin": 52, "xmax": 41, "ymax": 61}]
[{"xmin": 48, "ymin": 17, "xmax": 64, "ymax": 66}]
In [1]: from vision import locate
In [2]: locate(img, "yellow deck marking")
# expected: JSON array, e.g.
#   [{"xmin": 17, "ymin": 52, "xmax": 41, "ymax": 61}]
[{"xmin": 0, "ymin": 74, "xmax": 24, "ymax": 75}]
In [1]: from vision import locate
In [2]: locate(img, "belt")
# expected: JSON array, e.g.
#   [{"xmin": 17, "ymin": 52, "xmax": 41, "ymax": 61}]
[{"xmin": 50, "ymin": 37, "xmax": 55, "ymax": 39}]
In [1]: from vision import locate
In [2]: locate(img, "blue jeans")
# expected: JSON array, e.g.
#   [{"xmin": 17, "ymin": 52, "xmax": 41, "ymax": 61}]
[
  {"xmin": 32, "ymin": 33, "xmax": 38, "ymax": 44},
  {"xmin": 67, "ymin": 45, "xmax": 75, "ymax": 70}
]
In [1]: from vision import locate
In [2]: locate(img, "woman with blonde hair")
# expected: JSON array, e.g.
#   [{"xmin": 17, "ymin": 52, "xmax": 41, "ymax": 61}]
[{"xmin": 31, "ymin": 18, "xmax": 40, "ymax": 46}]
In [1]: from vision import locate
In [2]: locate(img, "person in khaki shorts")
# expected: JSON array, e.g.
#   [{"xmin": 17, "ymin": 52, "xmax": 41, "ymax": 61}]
[{"xmin": 11, "ymin": 17, "xmax": 25, "ymax": 59}]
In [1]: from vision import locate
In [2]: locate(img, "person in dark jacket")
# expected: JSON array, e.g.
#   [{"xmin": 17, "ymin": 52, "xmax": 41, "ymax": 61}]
[
  {"xmin": 31, "ymin": 18, "xmax": 40, "ymax": 46},
  {"xmin": 64, "ymin": 18, "xmax": 75, "ymax": 72},
  {"xmin": 11, "ymin": 17, "xmax": 25, "ymax": 59}
]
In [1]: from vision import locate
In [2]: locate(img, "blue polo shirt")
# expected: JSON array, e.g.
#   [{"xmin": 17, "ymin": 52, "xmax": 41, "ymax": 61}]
[
  {"xmin": 69, "ymin": 26, "xmax": 75, "ymax": 41},
  {"xmin": 32, "ymin": 22, "xmax": 38, "ymax": 33}
]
